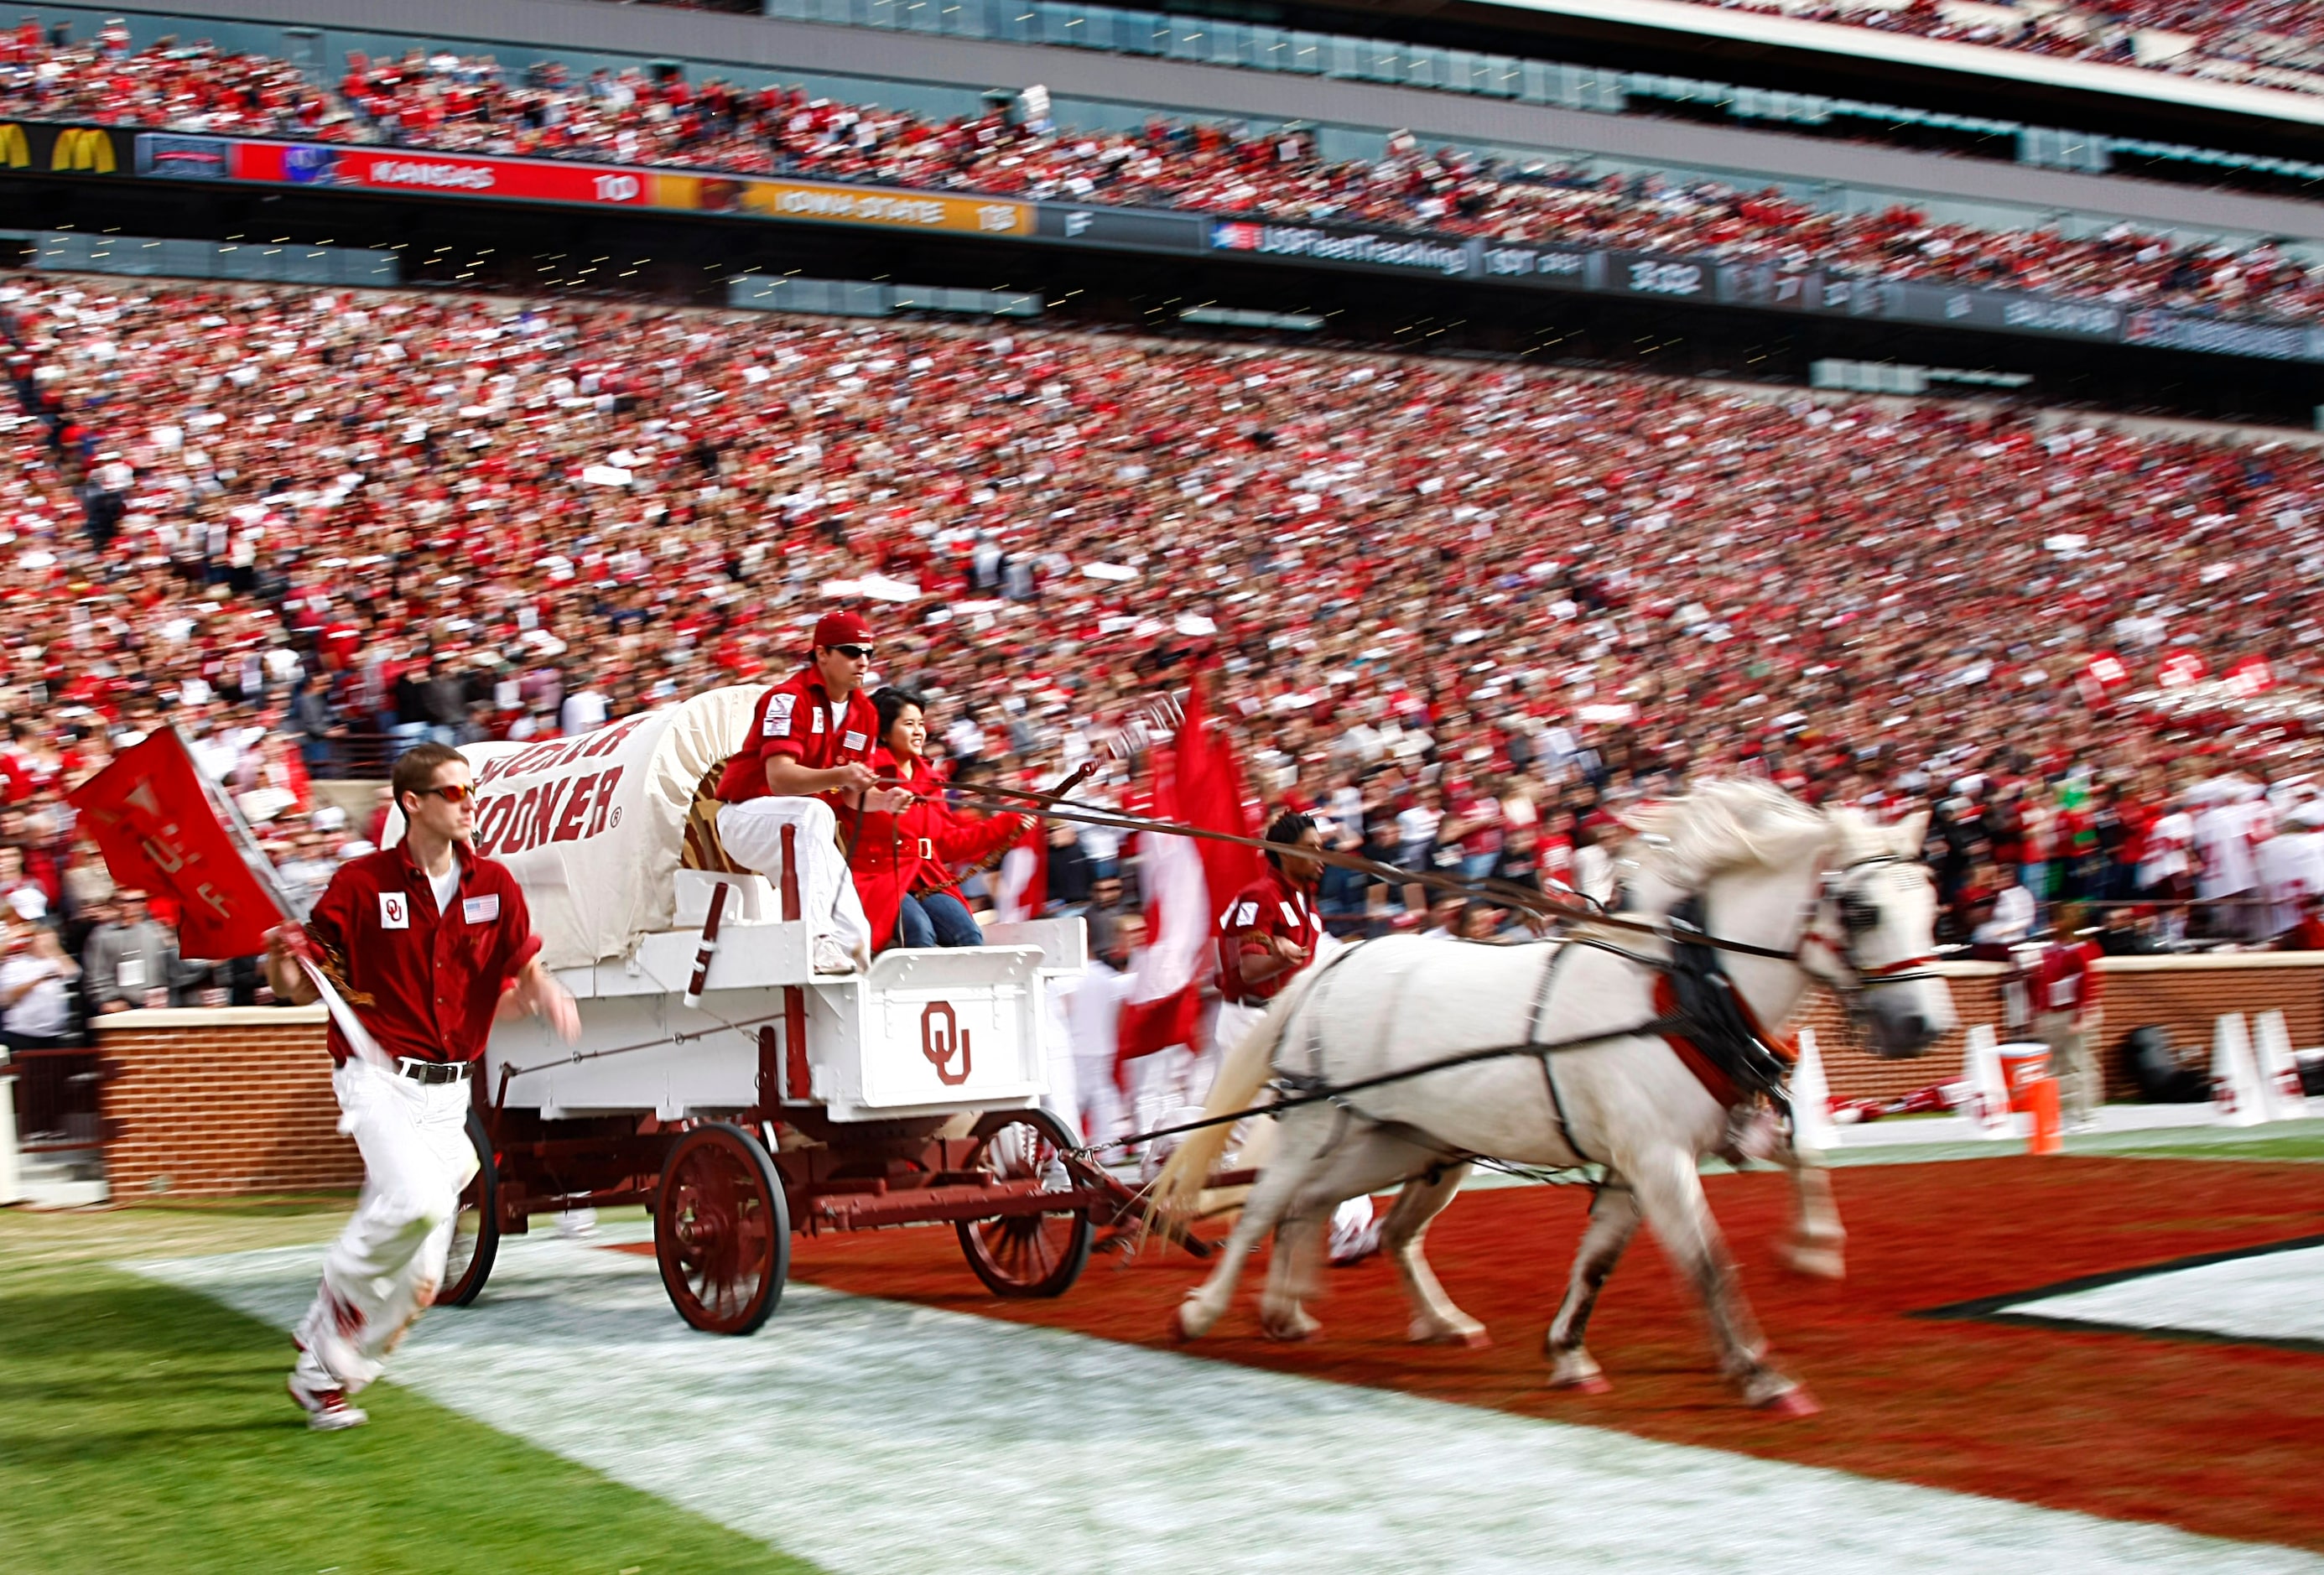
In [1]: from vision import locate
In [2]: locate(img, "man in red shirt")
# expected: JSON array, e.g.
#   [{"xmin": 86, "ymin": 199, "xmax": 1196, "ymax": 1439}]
[
  {"xmin": 2029, "ymin": 907, "xmax": 2104, "ymax": 1131},
  {"xmin": 1213, "ymin": 810, "xmax": 1378, "ymax": 1265},
  {"xmin": 264, "ymin": 741, "xmax": 576, "ymax": 1430},
  {"xmin": 713, "ymin": 610, "xmax": 907, "ymax": 974}
]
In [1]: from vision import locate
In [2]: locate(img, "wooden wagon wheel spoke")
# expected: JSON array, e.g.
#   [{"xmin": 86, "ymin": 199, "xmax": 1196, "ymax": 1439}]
[{"xmin": 955, "ymin": 1110, "xmax": 1094, "ymax": 1300}]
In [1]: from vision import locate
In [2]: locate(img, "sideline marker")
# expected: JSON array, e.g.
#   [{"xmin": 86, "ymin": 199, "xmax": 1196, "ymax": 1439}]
[
  {"xmin": 1963, "ymin": 1025, "xmax": 2012, "ymax": 1138},
  {"xmin": 1791, "ymin": 1028, "xmax": 1840, "ymax": 1153},
  {"xmin": 2212, "ymin": 1013, "xmax": 2268, "ymax": 1127},
  {"xmin": 2253, "ymin": 1010, "xmax": 2309, "ymax": 1121}
]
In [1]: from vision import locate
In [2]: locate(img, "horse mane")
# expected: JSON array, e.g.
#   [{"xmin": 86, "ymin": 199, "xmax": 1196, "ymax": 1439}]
[{"xmin": 1621, "ymin": 778, "xmax": 1830, "ymax": 890}]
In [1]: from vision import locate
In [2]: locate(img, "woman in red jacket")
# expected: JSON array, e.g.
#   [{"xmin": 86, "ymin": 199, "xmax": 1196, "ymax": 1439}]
[{"xmin": 851, "ymin": 687, "xmax": 1031, "ymax": 951}]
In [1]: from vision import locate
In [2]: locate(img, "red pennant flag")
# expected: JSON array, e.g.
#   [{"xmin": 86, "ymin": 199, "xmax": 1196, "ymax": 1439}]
[{"xmin": 68, "ymin": 727, "xmax": 284, "ymax": 959}]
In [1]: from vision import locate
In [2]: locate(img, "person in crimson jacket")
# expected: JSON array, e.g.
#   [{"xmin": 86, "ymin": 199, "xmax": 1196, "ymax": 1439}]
[
  {"xmin": 852, "ymin": 686, "xmax": 1031, "ymax": 951},
  {"xmin": 263, "ymin": 741, "xmax": 577, "ymax": 1430},
  {"xmin": 1212, "ymin": 810, "xmax": 1380, "ymax": 1266},
  {"xmin": 712, "ymin": 611, "xmax": 908, "ymax": 974}
]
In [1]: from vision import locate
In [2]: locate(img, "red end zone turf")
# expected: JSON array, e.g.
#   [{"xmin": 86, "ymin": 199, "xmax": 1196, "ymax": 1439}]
[{"xmin": 774, "ymin": 1158, "xmax": 2324, "ymax": 1550}]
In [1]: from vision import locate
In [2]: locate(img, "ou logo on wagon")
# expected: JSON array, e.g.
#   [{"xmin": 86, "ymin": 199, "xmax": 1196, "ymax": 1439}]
[{"xmin": 921, "ymin": 1000, "xmax": 972, "ymax": 1086}]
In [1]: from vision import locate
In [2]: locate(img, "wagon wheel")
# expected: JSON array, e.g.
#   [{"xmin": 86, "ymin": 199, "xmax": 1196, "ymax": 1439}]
[
  {"xmin": 655, "ymin": 1120, "xmax": 790, "ymax": 1334},
  {"xmin": 435, "ymin": 1109, "xmax": 500, "ymax": 1307},
  {"xmin": 956, "ymin": 1109, "xmax": 1093, "ymax": 1299}
]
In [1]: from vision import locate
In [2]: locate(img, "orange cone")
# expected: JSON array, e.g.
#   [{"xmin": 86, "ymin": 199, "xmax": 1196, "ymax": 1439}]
[{"xmin": 2025, "ymin": 1076, "xmax": 2063, "ymax": 1156}]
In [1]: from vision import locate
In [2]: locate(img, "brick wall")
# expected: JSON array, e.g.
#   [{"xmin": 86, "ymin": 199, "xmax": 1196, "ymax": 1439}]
[
  {"xmin": 96, "ymin": 1006, "xmax": 356, "ymax": 1196},
  {"xmin": 1802, "ymin": 966, "xmax": 2006, "ymax": 1106},
  {"xmin": 1802, "ymin": 956, "xmax": 2324, "ymax": 1105},
  {"xmin": 90, "ymin": 957, "xmax": 2324, "ymax": 1195}
]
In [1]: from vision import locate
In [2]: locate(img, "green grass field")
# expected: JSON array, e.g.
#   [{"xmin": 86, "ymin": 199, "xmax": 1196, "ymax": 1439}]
[{"xmin": 0, "ymin": 1201, "xmax": 819, "ymax": 1575}]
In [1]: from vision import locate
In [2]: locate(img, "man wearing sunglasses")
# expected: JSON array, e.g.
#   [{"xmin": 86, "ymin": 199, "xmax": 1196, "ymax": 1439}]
[
  {"xmin": 263, "ymin": 741, "xmax": 578, "ymax": 1430},
  {"xmin": 714, "ymin": 610, "xmax": 908, "ymax": 974}
]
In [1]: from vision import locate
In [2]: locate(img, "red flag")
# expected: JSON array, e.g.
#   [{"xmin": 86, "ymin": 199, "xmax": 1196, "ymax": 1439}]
[
  {"xmin": 1115, "ymin": 671, "xmax": 1260, "ymax": 1079},
  {"xmin": 69, "ymin": 727, "xmax": 284, "ymax": 959},
  {"xmin": 1176, "ymin": 673, "xmax": 1261, "ymax": 914}
]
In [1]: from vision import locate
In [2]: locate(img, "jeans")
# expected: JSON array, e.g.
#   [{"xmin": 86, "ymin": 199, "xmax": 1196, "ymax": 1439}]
[{"xmin": 897, "ymin": 891, "xmax": 983, "ymax": 948}]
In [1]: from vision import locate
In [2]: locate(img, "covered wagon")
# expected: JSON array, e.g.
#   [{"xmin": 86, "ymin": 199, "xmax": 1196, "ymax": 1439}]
[{"xmin": 419, "ymin": 688, "xmax": 1121, "ymax": 1333}]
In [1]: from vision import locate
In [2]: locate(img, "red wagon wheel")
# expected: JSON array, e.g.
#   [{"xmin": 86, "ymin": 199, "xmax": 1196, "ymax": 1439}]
[
  {"xmin": 956, "ymin": 1109, "xmax": 1093, "ymax": 1299},
  {"xmin": 655, "ymin": 1121, "xmax": 790, "ymax": 1334},
  {"xmin": 435, "ymin": 1109, "xmax": 499, "ymax": 1307}
]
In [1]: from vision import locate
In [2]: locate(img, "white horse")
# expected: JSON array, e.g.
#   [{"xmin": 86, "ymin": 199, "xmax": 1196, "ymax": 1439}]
[{"xmin": 1151, "ymin": 780, "xmax": 1951, "ymax": 1412}]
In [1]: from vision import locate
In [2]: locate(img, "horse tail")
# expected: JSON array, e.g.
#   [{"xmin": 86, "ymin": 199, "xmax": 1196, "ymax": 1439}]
[{"xmin": 1146, "ymin": 974, "xmax": 1314, "ymax": 1226}]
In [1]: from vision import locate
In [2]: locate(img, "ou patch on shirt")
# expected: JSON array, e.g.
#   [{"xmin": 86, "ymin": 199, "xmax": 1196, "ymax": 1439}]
[
  {"xmin": 379, "ymin": 891, "xmax": 410, "ymax": 929},
  {"xmin": 463, "ymin": 894, "xmax": 501, "ymax": 924}
]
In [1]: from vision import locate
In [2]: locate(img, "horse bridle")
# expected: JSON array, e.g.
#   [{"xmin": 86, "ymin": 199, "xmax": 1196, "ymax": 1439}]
[{"xmin": 1795, "ymin": 852, "xmax": 1944, "ymax": 1002}]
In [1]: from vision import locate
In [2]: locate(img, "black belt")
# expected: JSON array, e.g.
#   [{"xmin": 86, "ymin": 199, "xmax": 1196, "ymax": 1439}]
[{"xmin": 395, "ymin": 1058, "xmax": 472, "ymax": 1085}]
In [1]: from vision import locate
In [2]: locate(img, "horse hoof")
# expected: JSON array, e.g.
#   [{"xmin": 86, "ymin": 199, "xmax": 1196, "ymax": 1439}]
[
  {"xmin": 1411, "ymin": 1323, "xmax": 1493, "ymax": 1349},
  {"xmin": 1755, "ymin": 1385, "xmax": 1820, "ymax": 1418},
  {"xmin": 1171, "ymin": 1303, "xmax": 1205, "ymax": 1344},
  {"xmin": 1780, "ymin": 1245, "xmax": 1846, "ymax": 1281},
  {"xmin": 1552, "ymin": 1371, "xmax": 1613, "ymax": 1396},
  {"xmin": 1261, "ymin": 1312, "xmax": 1321, "ymax": 1344}
]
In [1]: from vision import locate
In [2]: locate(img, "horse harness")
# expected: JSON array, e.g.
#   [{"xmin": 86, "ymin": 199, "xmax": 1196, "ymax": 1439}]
[
  {"xmin": 1249, "ymin": 850, "xmax": 1932, "ymax": 1167},
  {"xmin": 1073, "ymin": 850, "xmax": 1931, "ymax": 1169}
]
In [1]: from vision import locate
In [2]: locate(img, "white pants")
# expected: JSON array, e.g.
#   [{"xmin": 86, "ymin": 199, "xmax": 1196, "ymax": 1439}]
[
  {"xmin": 294, "ymin": 1058, "xmax": 478, "ymax": 1394},
  {"xmin": 1040, "ymin": 983, "xmax": 1082, "ymax": 1144},
  {"xmin": 717, "ymin": 796, "xmax": 871, "ymax": 964},
  {"xmin": 1076, "ymin": 1049, "xmax": 1131, "ymax": 1147}
]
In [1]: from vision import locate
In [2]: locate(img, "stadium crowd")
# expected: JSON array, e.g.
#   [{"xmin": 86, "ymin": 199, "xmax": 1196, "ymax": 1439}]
[
  {"xmin": 3, "ymin": 268, "xmax": 2324, "ymax": 1053},
  {"xmin": 1, "ymin": 23, "xmax": 2321, "ymax": 324},
  {"xmin": 1670, "ymin": 0, "xmax": 2324, "ymax": 102}
]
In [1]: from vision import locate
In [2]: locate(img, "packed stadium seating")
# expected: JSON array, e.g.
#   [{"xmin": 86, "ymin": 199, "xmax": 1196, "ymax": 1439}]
[
  {"xmin": 0, "ymin": 273, "xmax": 2311, "ymax": 872},
  {"xmin": 3, "ymin": 29, "xmax": 2320, "ymax": 325},
  {"xmin": 1666, "ymin": 0, "xmax": 2324, "ymax": 102}
]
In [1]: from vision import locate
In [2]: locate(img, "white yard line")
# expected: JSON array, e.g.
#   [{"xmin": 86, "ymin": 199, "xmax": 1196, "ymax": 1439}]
[
  {"xmin": 2009, "ymin": 1243, "xmax": 2324, "ymax": 1345},
  {"xmin": 131, "ymin": 1237, "xmax": 2324, "ymax": 1575}
]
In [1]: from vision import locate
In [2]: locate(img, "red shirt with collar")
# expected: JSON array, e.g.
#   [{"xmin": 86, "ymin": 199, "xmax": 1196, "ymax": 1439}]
[
  {"xmin": 715, "ymin": 666, "xmax": 879, "ymax": 807},
  {"xmin": 1216, "ymin": 865, "xmax": 1322, "ymax": 1004},
  {"xmin": 304, "ymin": 842, "xmax": 543, "ymax": 1066},
  {"xmin": 2028, "ymin": 938, "xmax": 2103, "ymax": 1017}
]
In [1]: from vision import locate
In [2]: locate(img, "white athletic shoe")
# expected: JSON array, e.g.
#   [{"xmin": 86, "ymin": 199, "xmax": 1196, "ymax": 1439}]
[
  {"xmin": 1328, "ymin": 1198, "xmax": 1383, "ymax": 1268},
  {"xmin": 288, "ymin": 1371, "xmax": 368, "ymax": 1431},
  {"xmin": 811, "ymin": 936, "xmax": 857, "ymax": 975}
]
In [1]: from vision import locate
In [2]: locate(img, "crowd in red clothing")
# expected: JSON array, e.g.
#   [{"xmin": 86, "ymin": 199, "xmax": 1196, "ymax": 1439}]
[
  {"xmin": 3, "ymin": 269, "xmax": 2322, "ymax": 851},
  {"xmin": 2, "ymin": 23, "xmax": 2321, "ymax": 324},
  {"xmin": 1667, "ymin": 0, "xmax": 2324, "ymax": 101},
  {"xmin": 2, "ymin": 265, "xmax": 2323, "ymax": 1042}
]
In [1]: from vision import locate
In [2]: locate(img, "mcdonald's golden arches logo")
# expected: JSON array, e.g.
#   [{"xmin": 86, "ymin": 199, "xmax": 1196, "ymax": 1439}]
[
  {"xmin": 0, "ymin": 124, "xmax": 28, "ymax": 169},
  {"xmin": 51, "ymin": 127, "xmax": 114, "ymax": 174}
]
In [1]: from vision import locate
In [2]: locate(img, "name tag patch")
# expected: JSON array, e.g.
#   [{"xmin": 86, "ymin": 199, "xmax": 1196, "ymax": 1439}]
[
  {"xmin": 463, "ymin": 894, "xmax": 501, "ymax": 925},
  {"xmin": 811, "ymin": 708, "xmax": 825, "ymax": 735},
  {"xmin": 379, "ymin": 891, "xmax": 409, "ymax": 930}
]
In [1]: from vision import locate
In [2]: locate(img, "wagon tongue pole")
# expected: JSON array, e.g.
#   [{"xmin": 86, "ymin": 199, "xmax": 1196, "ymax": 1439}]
[{"xmin": 683, "ymin": 879, "xmax": 730, "ymax": 1009}]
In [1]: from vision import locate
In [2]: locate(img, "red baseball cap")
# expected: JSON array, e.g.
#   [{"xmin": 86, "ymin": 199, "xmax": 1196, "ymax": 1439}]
[{"xmin": 812, "ymin": 610, "xmax": 873, "ymax": 648}]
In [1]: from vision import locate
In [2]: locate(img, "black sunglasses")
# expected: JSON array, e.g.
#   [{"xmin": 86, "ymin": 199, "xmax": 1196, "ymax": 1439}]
[
  {"xmin": 414, "ymin": 783, "xmax": 476, "ymax": 805},
  {"xmin": 828, "ymin": 644, "xmax": 875, "ymax": 661}
]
